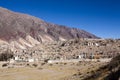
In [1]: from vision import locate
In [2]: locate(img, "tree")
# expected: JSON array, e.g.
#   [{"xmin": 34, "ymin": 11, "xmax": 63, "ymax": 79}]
[{"xmin": 0, "ymin": 50, "xmax": 13, "ymax": 61}]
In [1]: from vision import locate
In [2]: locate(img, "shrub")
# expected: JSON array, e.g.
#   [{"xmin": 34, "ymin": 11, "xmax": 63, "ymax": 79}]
[
  {"xmin": 41, "ymin": 63, "xmax": 45, "ymax": 66},
  {"xmin": 38, "ymin": 67, "xmax": 43, "ymax": 70},
  {"xmin": 73, "ymin": 73, "xmax": 77, "ymax": 76},
  {"xmin": 64, "ymin": 63, "xmax": 67, "ymax": 65},
  {"xmin": 2, "ymin": 63, "xmax": 8, "ymax": 67},
  {"xmin": 0, "ymin": 50, "xmax": 13, "ymax": 61},
  {"xmin": 49, "ymin": 64, "xmax": 53, "ymax": 66},
  {"xmin": 26, "ymin": 63, "xmax": 30, "ymax": 66},
  {"xmin": 32, "ymin": 63, "xmax": 38, "ymax": 67},
  {"xmin": 78, "ymin": 72, "xmax": 82, "ymax": 75}
]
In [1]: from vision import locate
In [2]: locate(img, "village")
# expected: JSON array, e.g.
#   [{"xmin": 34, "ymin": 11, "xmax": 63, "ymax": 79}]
[
  {"xmin": 5, "ymin": 38, "xmax": 119, "ymax": 65},
  {"xmin": 0, "ymin": 38, "xmax": 120, "ymax": 80}
]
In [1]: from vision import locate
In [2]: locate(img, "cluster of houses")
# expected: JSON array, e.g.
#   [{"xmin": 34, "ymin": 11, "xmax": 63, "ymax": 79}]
[
  {"xmin": 9, "ymin": 52, "xmax": 118, "ymax": 63},
  {"xmin": 8, "ymin": 39, "xmax": 120, "ymax": 63}
]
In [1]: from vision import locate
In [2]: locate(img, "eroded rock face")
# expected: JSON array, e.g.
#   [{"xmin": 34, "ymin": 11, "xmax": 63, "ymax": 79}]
[{"xmin": 0, "ymin": 7, "xmax": 99, "ymax": 49}]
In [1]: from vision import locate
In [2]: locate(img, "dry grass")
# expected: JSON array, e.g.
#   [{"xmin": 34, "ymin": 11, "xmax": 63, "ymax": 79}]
[{"xmin": 0, "ymin": 62, "xmax": 105, "ymax": 80}]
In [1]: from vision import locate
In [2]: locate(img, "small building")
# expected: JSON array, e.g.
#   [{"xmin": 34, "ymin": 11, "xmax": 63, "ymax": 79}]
[
  {"xmin": 28, "ymin": 58, "xmax": 34, "ymax": 62},
  {"xmin": 9, "ymin": 59, "xmax": 15, "ymax": 63},
  {"xmin": 78, "ymin": 54, "xmax": 84, "ymax": 59},
  {"xmin": 95, "ymin": 43, "xmax": 99, "ymax": 46},
  {"xmin": 14, "ymin": 56, "xmax": 19, "ymax": 60}
]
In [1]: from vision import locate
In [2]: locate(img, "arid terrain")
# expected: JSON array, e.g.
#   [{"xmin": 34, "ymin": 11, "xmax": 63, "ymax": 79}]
[
  {"xmin": 0, "ymin": 7, "xmax": 120, "ymax": 80},
  {"xmin": 0, "ymin": 7, "xmax": 99, "ymax": 50},
  {"xmin": 0, "ymin": 61, "xmax": 107, "ymax": 80},
  {"xmin": 0, "ymin": 38, "xmax": 120, "ymax": 80},
  {"xmin": 0, "ymin": 54, "xmax": 120, "ymax": 80}
]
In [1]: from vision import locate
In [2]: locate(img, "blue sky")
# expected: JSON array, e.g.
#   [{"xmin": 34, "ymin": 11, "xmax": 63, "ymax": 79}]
[{"xmin": 0, "ymin": 0, "xmax": 120, "ymax": 38}]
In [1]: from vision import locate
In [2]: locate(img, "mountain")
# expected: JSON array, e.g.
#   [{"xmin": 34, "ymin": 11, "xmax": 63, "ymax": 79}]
[{"xmin": 0, "ymin": 7, "xmax": 99, "ymax": 49}]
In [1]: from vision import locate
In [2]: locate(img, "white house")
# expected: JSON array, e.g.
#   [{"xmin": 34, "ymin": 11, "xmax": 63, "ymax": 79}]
[
  {"xmin": 28, "ymin": 58, "xmax": 34, "ymax": 62},
  {"xmin": 14, "ymin": 56, "xmax": 19, "ymax": 60},
  {"xmin": 9, "ymin": 59, "xmax": 15, "ymax": 63}
]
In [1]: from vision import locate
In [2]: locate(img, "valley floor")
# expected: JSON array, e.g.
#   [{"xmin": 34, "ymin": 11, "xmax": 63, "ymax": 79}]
[{"xmin": 0, "ymin": 61, "xmax": 106, "ymax": 80}]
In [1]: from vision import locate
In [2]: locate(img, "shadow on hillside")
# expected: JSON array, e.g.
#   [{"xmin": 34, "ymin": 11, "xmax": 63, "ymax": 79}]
[{"xmin": 83, "ymin": 54, "xmax": 120, "ymax": 80}]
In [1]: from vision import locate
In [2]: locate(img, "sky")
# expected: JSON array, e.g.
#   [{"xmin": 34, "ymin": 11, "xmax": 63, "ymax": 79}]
[{"xmin": 0, "ymin": 0, "xmax": 120, "ymax": 38}]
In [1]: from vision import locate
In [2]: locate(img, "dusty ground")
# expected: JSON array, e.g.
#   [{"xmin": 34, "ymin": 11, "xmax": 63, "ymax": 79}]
[{"xmin": 0, "ymin": 62, "xmax": 107, "ymax": 80}]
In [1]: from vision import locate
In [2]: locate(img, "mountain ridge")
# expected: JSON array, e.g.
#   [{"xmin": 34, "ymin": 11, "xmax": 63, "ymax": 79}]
[{"xmin": 0, "ymin": 7, "xmax": 99, "ymax": 49}]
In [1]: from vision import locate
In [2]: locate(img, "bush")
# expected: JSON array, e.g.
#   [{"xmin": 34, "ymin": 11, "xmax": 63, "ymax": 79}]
[
  {"xmin": 49, "ymin": 64, "xmax": 53, "ymax": 66},
  {"xmin": 64, "ymin": 63, "xmax": 67, "ymax": 65},
  {"xmin": 26, "ymin": 63, "xmax": 30, "ymax": 66},
  {"xmin": 32, "ymin": 63, "xmax": 38, "ymax": 67},
  {"xmin": 0, "ymin": 50, "xmax": 13, "ymax": 61},
  {"xmin": 38, "ymin": 67, "xmax": 43, "ymax": 70},
  {"xmin": 41, "ymin": 63, "xmax": 45, "ymax": 66},
  {"xmin": 78, "ymin": 72, "xmax": 82, "ymax": 75},
  {"xmin": 2, "ymin": 63, "xmax": 8, "ymax": 67}
]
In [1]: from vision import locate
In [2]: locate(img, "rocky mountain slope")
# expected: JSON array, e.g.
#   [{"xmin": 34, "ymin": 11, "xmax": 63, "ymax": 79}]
[
  {"xmin": 0, "ymin": 7, "xmax": 99, "ymax": 49},
  {"xmin": 26, "ymin": 39, "xmax": 120, "ymax": 60}
]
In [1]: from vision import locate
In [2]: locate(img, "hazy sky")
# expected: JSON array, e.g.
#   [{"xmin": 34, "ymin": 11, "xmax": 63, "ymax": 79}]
[{"xmin": 0, "ymin": 0, "xmax": 120, "ymax": 38}]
